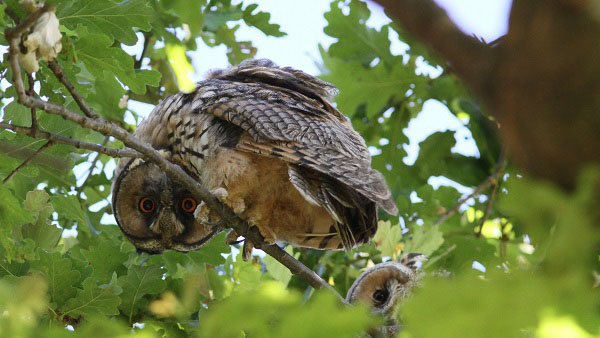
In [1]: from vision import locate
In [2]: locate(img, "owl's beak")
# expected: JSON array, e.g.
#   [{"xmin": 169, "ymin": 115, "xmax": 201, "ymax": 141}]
[{"xmin": 149, "ymin": 206, "xmax": 185, "ymax": 241}]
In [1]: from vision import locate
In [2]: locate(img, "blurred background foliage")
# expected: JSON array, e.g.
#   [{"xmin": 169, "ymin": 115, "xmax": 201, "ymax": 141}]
[{"xmin": 0, "ymin": 0, "xmax": 598, "ymax": 337}]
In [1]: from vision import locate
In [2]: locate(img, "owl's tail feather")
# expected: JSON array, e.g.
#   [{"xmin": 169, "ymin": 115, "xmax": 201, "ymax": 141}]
[{"xmin": 288, "ymin": 165, "xmax": 378, "ymax": 250}]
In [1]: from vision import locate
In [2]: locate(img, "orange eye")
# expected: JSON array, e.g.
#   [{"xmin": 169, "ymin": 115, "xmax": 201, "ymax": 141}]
[
  {"xmin": 139, "ymin": 197, "xmax": 155, "ymax": 213},
  {"xmin": 181, "ymin": 197, "xmax": 197, "ymax": 213}
]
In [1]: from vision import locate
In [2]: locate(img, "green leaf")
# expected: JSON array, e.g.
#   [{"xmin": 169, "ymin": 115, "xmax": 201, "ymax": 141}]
[
  {"xmin": 436, "ymin": 236, "xmax": 496, "ymax": 272},
  {"xmin": 0, "ymin": 186, "xmax": 35, "ymax": 228},
  {"xmin": 372, "ymin": 220, "xmax": 403, "ymax": 259},
  {"xmin": 20, "ymin": 223, "xmax": 62, "ymax": 251},
  {"xmin": 200, "ymin": 283, "xmax": 373, "ymax": 338},
  {"xmin": 186, "ymin": 232, "xmax": 230, "ymax": 266},
  {"xmin": 29, "ymin": 251, "xmax": 81, "ymax": 308},
  {"xmin": 50, "ymin": 195, "xmax": 88, "ymax": 230},
  {"xmin": 231, "ymin": 252, "xmax": 262, "ymax": 291},
  {"xmin": 62, "ymin": 276, "xmax": 122, "ymax": 319},
  {"xmin": 147, "ymin": 250, "xmax": 201, "ymax": 279},
  {"xmin": 242, "ymin": 4, "xmax": 286, "ymax": 37},
  {"xmin": 403, "ymin": 225, "xmax": 444, "ymax": 257},
  {"xmin": 24, "ymin": 190, "xmax": 50, "ymax": 212},
  {"xmin": 0, "ymin": 3, "xmax": 6, "ymax": 27},
  {"xmin": 162, "ymin": 0, "xmax": 206, "ymax": 36},
  {"xmin": 320, "ymin": 49, "xmax": 422, "ymax": 117},
  {"xmin": 211, "ymin": 25, "xmax": 256, "ymax": 64},
  {"xmin": 324, "ymin": 0, "xmax": 392, "ymax": 65},
  {"xmin": 276, "ymin": 291, "xmax": 373, "ymax": 338},
  {"xmin": 0, "ymin": 275, "xmax": 49, "ymax": 337},
  {"xmin": 81, "ymin": 241, "xmax": 128, "ymax": 283},
  {"xmin": 73, "ymin": 30, "xmax": 161, "ymax": 95},
  {"xmin": 204, "ymin": 6, "xmax": 243, "ymax": 31},
  {"xmin": 264, "ymin": 246, "xmax": 294, "ymax": 286},
  {"xmin": 57, "ymin": 0, "xmax": 154, "ymax": 45},
  {"xmin": 135, "ymin": 69, "xmax": 163, "ymax": 94},
  {"xmin": 20, "ymin": 191, "xmax": 61, "ymax": 250},
  {"xmin": 117, "ymin": 264, "xmax": 166, "ymax": 321},
  {"xmin": 3, "ymin": 100, "xmax": 31, "ymax": 126},
  {"xmin": 414, "ymin": 131, "xmax": 488, "ymax": 187},
  {"xmin": 0, "ymin": 259, "xmax": 29, "ymax": 278},
  {"xmin": 165, "ymin": 42, "xmax": 196, "ymax": 93}
]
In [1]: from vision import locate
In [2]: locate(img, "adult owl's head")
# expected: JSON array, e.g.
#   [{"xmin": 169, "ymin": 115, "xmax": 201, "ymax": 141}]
[{"xmin": 111, "ymin": 158, "xmax": 220, "ymax": 253}]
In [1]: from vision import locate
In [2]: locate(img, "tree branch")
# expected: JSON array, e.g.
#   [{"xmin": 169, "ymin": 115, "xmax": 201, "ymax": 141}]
[
  {"xmin": 0, "ymin": 122, "xmax": 139, "ymax": 158},
  {"xmin": 3, "ymin": 3, "xmax": 20, "ymax": 23},
  {"xmin": 4, "ymin": 6, "xmax": 342, "ymax": 301},
  {"xmin": 370, "ymin": 0, "xmax": 494, "ymax": 96},
  {"xmin": 47, "ymin": 61, "xmax": 98, "ymax": 119}
]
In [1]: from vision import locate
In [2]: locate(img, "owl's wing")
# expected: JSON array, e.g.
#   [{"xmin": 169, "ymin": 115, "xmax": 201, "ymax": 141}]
[
  {"xmin": 196, "ymin": 81, "xmax": 398, "ymax": 217},
  {"xmin": 182, "ymin": 63, "xmax": 397, "ymax": 250}
]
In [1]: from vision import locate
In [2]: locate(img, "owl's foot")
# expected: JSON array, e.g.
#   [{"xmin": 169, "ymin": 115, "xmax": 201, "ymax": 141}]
[
  {"xmin": 225, "ymin": 229, "xmax": 243, "ymax": 245},
  {"xmin": 225, "ymin": 229, "xmax": 254, "ymax": 261},
  {"xmin": 212, "ymin": 187, "xmax": 246, "ymax": 214},
  {"xmin": 211, "ymin": 187, "xmax": 229, "ymax": 201},
  {"xmin": 194, "ymin": 187, "xmax": 246, "ymax": 228}
]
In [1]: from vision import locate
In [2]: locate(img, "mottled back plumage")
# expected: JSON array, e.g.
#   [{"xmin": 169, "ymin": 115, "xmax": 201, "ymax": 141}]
[{"xmin": 113, "ymin": 59, "xmax": 397, "ymax": 253}]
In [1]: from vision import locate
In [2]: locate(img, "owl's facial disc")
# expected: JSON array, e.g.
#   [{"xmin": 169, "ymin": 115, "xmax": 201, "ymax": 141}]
[
  {"xmin": 112, "ymin": 159, "xmax": 220, "ymax": 253},
  {"xmin": 346, "ymin": 262, "xmax": 413, "ymax": 315}
]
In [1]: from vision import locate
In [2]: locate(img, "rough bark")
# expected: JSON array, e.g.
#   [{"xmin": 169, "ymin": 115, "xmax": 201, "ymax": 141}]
[{"xmin": 372, "ymin": 0, "xmax": 600, "ymax": 190}]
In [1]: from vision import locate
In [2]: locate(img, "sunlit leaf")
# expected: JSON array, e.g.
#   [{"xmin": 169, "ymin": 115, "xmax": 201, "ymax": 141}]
[
  {"xmin": 62, "ymin": 276, "xmax": 122, "ymax": 318},
  {"xmin": 57, "ymin": 0, "xmax": 154, "ymax": 45},
  {"xmin": 165, "ymin": 42, "xmax": 196, "ymax": 93},
  {"xmin": 372, "ymin": 220, "xmax": 403, "ymax": 259}
]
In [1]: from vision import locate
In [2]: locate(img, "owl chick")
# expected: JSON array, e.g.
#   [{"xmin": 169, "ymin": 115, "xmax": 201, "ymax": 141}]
[
  {"xmin": 112, "ymin": 59, "xmax": 397, "ymax": 256},
  {"xmin": 346, "ymin": 253, "xmax": 426, "ymax": 332}
]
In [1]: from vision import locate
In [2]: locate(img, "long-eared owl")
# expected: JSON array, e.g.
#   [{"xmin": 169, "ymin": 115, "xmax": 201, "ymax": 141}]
[{"xmin": 112, "ymin": 59, "xmax": 397, "ymax": 254}]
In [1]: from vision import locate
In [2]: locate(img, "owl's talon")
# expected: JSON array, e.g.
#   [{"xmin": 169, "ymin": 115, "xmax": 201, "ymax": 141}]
[
  {"xmin": 211, "ymin": 187, "xmax": 245, "ymax": 214},
  {"xmin": 230, "ymin": 197, "xmax": 245, "ymax": 214},
  {"xmin": 225, "ymin": 229, "xmax": 242, "ymax": 245},
  {"xmin": 242, "ymin": 240, "xmax": 254, "ymax": 261},
  {"xmin": 211, "ymin": 187, "xmax": 229, "ymax": 202},
  {"xmin": 224, "ymin": 229, "xmax": 253, "ymax": 261}
]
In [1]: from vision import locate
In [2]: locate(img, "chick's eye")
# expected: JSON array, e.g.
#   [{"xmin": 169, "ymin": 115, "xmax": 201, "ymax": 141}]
[
  {"xmin": 139, "ymin": 197, "xmax": 155, "ymax": 213},
  {"xmin": 181, "ymin": 197, "xmax": 197, "ymax": 213},
  {"xmin": 372, "ymin": 289, "xmax": 389, "ymax": 303}
]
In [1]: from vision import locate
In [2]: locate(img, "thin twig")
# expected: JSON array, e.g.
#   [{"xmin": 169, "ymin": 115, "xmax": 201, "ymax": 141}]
[
  {"xmin": 2, "ymin": 1, "xmax": 21, "ymax": 24},
  {"xmin": 433, "ymin": 149, "xmax": 506, "ymax": 226},
  {"xmin": 134, "ymin": 32, "xmax": 152, "ymax": 70},
  {"xmin": 2, "ymin": 141, "xmax": 53, "ymax": 184},
  {"xmin": 76, "ymin": 136, "xmax": 109, "ymax": 198},
  {"xmin": 4, "ymin": 3, "xmax": 52, "ymax": 40},
  {"xmin": 0, "ymin": 122, "xmax": 140, "ymax": 158},
  {"xmin": 47, "ymin": 61, "xmax": 98, "ymax": 119},
  {"xmin": 27, "ymin": 73, "xmax": 37, "ymax": 129},
  {"xmin": 475, "ymin": 181, "xmax": 499, "ymax": 237},
  {"xmin": 476, "ymin": 148, "xmax": 506, "ymax": 237},
  {"xmin": 5, "ymin": 6, "xmax": 342, "ymax": 300}
]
